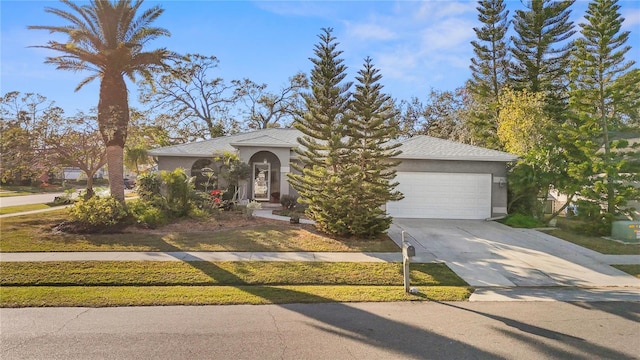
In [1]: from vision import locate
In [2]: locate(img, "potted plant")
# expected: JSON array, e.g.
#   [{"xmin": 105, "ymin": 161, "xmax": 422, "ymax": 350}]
[
  {"xmin": 245, "ymin": 200, "xmax": 262, "ymax": 219},
  {"xmin": 280, "ymin": 194, "xmax": 298, "ymax": 210}
]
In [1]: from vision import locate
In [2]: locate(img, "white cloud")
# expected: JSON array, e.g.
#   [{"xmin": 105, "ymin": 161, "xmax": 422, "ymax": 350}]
[
  {"xmin": 621, "ymin": 8, "xmax": 640, "ymax": 29},
  {"xmin": 376, "ymin": 47, "xmax": 419, "ymax": 82},
  {"xmin": 253, "ymin": 1, "xmax": 338, "ymax": 18},
  {"xmin": 345, "ymin": 22, "xmax": 396, "ymax": 41},
  {"xmin": 420, "ymin": 18, "xmax": 476, "ymax": 52},
  {"xmin": 414, "ymin": 1, "xmax": 476, "ymax": 21}
]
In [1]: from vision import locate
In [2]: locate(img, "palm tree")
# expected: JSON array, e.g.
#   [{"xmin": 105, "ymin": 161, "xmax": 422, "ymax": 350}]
[{"xmin": 29, "ymin": 0, "xmax": 172, "ymax": 202}]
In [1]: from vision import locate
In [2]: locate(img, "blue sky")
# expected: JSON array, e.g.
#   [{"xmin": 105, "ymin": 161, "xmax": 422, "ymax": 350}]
[{"xmin": 1, "ymin": 0, "xmax": 639, "ymax": 115}]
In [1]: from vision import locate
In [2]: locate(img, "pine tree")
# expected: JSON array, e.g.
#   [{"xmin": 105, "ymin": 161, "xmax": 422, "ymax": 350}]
[
  {"xmin": 343, "ymin": 57, "xmax": 403, "ymax": 237},
  {"xmin": 468, "ymin": 0, "xmax": 510, "ymax": 149},
  {"xmin": 565, "ymin": 0, "xmax": 639, "ymax": 217},
  {"xmin": 510, "ymin": 0, "xmax": 575, "ymax": 117},
  {"xmin": 288, "ymin": 28, "xmax": 353, "ymax": 234}
]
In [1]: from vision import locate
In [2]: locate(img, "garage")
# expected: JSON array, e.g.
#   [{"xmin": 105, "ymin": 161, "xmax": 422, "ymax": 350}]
[{"xmin": 387, "ymin": 172, "xmax": 492, "ymax": 219}]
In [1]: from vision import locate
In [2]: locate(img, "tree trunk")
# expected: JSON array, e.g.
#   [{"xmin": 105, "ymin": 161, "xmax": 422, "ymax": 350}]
[
  {"xmin": 85, "ymin": 175, "xmax": 95, "ymax": 200},
  {"xmin": 98, "ymin": 71, "xmax": 129, "ymax": 203},
  {"xmin": 106, "ymin": 144, "xmax": 125, "ymax": 202}
]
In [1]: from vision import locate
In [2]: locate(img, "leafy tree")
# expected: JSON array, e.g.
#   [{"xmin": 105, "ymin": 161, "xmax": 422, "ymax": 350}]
[
  {"xmin": 139, "ymin": 53, "xmax": 244, "ymax": 141},
  {"xmin": 344, "ymin": 57, "xmax": 403, "ymax": 236},
  {"xmin": 510, "ymin": 0, "xmax": 576, "ymax": 117},
  {"xmin": 124, "ymin": 108, "xmax": 162, "ymax": 175},
  {"xmin": 422, "ymin": 89, "xmax": 472, "ymax": 143},
  {"xmin": 498, "ymin": 88, "xmax": 567, "ymax": 218},
  {"xmin": 566, "ymin": 0, "xmax": 639, "ymax": 217},
  {"xmin": 288, "ymin": 28, "xmax": 353, "ymax": 235},
  {"xmin": 395, "ymin": 97, "xmax": 425, "ymax": 138},
  {"xmin": 468, "ymin": 0, "xmax": 510, "ymax": 149},
  {"xmin": 497, "ymin": 88, "xmax": 549, "ymax": 155},
  {"xmin": 395, "ymin": 89, "xmax": 471, "ymax": 143},
  {"xmin": 240, "ymin": 72, "xmax": 308, "ymax": 129},
  {"xmin": 48, "ymin": 112, "xmax": 107, "ymax": 198},
  {"xmin": 30, "ymin": 0, "xmax": 173, "ymax": 202},
  {"xmin": 0, "ymin": 92, "xmax": 64, "ymax": 184}
]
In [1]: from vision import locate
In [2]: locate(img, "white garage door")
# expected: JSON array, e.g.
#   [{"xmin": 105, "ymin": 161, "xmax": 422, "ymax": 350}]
[{"xmin": 387, "ymin": 172, "xmax": 492, "ymax": 219}]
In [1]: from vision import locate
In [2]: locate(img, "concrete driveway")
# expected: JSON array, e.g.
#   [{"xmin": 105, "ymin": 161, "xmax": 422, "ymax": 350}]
[{"xmin": 390, "ymin": 219, "xmax": 640, "ymax": 289}]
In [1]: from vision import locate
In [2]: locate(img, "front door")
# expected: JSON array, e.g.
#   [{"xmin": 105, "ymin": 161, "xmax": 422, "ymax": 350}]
[{"xmin": 253, "ymin": 162, "xmax": 270, "ymax": 201}]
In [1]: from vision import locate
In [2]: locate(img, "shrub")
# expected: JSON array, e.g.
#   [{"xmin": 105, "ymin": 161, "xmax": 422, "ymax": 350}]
[
  {"xmin": 503, "ymin": 213, "xmax": 545, "ymax": 228},
  {"xmin": 245, "ymin": 200, "xmax": 262, "ymax": 218},
  {"xmin": 190, "ymin": 191, "xmax": 218, "ymax": 214},
  {"xmin": 280, "ymin": 194, "xmax": 298, "ymax": 210},
  {"xmin": 573, "ymin": 200, "xmax": 614, "ymax": 236},
  {"xmin": 127, "ymin": 200, "xmax": 168, "ymax": 228},
  {"xmin": 68, "ymin": 196, "xmax": 127, "ymax": 229},
  {"xmin": 51, "ymin": 188, "xmax": 77, "ymax": 205},
  {"xmin": 137, "ymin": 172, "xmax": 162, "ymax": 202},
  {"xmin": 161, "ymin": 169, "xmax": 195, "ymax": 217}
]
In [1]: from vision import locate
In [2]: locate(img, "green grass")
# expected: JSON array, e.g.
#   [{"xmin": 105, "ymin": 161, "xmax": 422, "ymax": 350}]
[
  {"xmin": 0, "ymin": 191, "xmax": 33, "ymax": 198},
  {"xmin": 0, "ymin": 211, "xmax": 399, "ymax": 252},
  {"xmin": 0, "ymin": 285, "xmax": 472, "ymax": 307},
  {"xmin": 0, "ymin": 261, "xmax": 471, "ymax": 307},
  {"xmin": 0, "ymin": 203, "xmax": 63, "ymax": 215},
  {"xmin": 612, "ymin": 265, "xmax": 640, "ymax": 279},
  {"xmin": 0, "ymin": 185, "xmax": 68, "ymax": 195},
  {"xmin": 543, "ymin": 229, "xmax": 640, "ymax": 255},
  {"xmin": 0, "ymin": 261, "xmax": 466, "ymax": 286}
]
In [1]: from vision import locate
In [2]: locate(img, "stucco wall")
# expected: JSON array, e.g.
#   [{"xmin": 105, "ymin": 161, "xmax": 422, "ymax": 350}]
[{"xmin": 157, "ymin": 156, "xmax": 198, "ymax": 175}]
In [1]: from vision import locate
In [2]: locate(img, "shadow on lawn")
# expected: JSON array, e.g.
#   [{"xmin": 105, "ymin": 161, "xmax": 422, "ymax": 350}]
[
  {"xmin": 158, "ymin": 238, "xmax": 629, "ymax": 359},
  {"xmin": 159, "ymin": 243, "xmax": 498, "ymax": 359}
]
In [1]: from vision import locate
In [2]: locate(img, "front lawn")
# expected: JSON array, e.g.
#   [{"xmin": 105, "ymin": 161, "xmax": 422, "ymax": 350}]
[
  {"xmin": 543, "ymin": 228, "xmax": 640, "ymax": 255},
  {"xmin": 612, "ymin": 265, "xmax": 640, "ymax": 279},
  {"xmin": 0, "ymin": 209, "xmax": 399, "ymax": 252},
  {"xmin": 0, "ymin": 185, "xmax": 68, "ymax": 195},
  {"xmin": 0, "ymin": 203, "xmax": 60, "ymax": 215},
  {"xmin": 0, "ymin": 261, "xmax": 470, "ymax": 307},
  {"xmin": 1, "ymin": 261, "xmax": 465, "ymax": 286}
]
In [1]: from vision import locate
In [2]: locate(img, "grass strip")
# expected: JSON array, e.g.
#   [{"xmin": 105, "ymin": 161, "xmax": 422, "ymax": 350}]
[
  {"xmin": 0, "ymin": 203, "xmax": 58, "ymax": 215},
  {"xmin": 0, "ymin": 261, "xmax": 467, "ymax": 286},
  {"xmin": 0, "ymin": 191, "xmax": 33, "ymax": 198},
  {"xmin": 0, "ymin": 285, "xmax": 472, "ymax": 307},
  {"xmin": 612, "ymin": 265, "xmax": 640, "ymax": 279},
  {"xmin": 543, "ymin": 229, "xmax": 640, "ymax": 255}
]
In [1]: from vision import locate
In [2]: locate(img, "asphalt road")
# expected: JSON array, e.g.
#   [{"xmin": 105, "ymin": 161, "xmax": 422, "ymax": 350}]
[{"xmin": 2, "ymin": 301, "xmax": 639, "ymax": 359}]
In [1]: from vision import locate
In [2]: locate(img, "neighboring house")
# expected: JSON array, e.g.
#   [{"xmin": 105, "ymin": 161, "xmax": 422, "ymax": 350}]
[
  {"xmin": 62, "ymin": 167, "xmax": 106, "ymax": 181},
  {"xmin": 148, "ymin": 128, "xmax": 518, "ymax": 220}
]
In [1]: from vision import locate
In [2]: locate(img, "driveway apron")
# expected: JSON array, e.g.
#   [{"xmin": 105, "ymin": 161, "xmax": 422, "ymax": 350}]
[{"xmin": 391, "ymin": 219, "xmax": 640, "ymax": 288}]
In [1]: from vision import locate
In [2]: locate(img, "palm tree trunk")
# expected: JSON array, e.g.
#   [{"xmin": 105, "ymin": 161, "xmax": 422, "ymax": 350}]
[
  {"xmin": 106, "ymin": 144, "xmax": 125, "ymax": 201},
  {"xmin": 98, "ymin": 72, "xmax": 129, "ymax": 203}
]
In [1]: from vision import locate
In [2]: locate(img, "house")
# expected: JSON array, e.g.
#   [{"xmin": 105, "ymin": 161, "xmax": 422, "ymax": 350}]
[{"xmin": 148, "ymin": 128, "xmax": 518, "ymax": 220}]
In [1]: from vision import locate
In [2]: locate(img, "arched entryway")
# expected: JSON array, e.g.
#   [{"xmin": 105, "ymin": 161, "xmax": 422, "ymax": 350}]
[
  {"xmin": 248, "ymin": 151, "xmax": 281, "ymax": 202},
  {"xmin": 191, "ymin": 159, "xmax": 216, "ymax": 191}
]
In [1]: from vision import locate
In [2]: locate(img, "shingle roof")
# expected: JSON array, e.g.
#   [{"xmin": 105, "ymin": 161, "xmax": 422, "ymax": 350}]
[
  {"xmin": 392, "ymin": 136, "xmax": 517, "ymax": 162},
  {"xmin": 148, "ymin": 128, "xmax": 517, "ymax": 162},
  {"xmin": 147, "ymin": 128, "xmax": 300, "ymax": 157}
]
